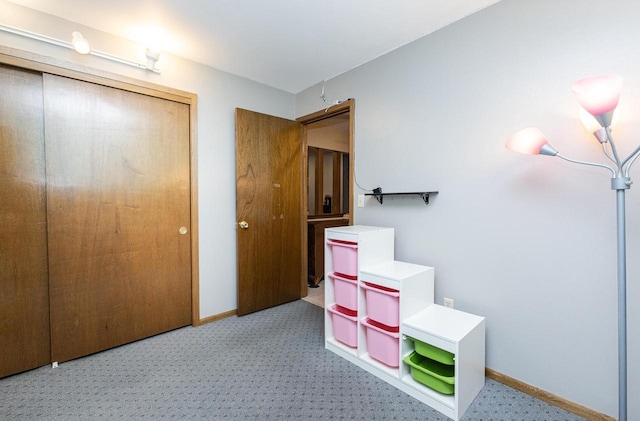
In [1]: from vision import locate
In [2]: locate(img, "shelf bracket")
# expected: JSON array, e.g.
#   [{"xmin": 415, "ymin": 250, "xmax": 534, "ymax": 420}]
[{"xmin": 372, "ymin": 187, "xmax": 384, "ymax": 204}]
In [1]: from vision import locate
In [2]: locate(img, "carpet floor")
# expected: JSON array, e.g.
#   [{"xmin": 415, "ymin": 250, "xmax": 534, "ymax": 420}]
[{"xmin": 0, "ymin": 300, "xmax": 585, "ymax": 420}]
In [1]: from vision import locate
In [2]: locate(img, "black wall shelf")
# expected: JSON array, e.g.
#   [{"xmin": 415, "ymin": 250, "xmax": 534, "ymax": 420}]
[{"xmin": 365, "ymin": 188, "xmax": 438, "ymax": 205}]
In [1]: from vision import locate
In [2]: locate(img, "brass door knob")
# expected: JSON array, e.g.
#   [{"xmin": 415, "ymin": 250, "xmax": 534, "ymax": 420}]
[
  {"xmin": 179, "ymin": 226, "xmax": 188, "ymax": 235},
  {"xmin": 238, "ymin": 221, "xmax": 249, "ymax": 229}
]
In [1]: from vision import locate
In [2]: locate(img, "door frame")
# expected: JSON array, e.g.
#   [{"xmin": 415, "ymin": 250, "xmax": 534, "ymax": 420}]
[
  {"xmin": 0, "ymin": 45, "xmax": 201, "ymax": 326},
  {"xmin": 297, "ymin": 99, "xmax": 355, "ymax": 297}
]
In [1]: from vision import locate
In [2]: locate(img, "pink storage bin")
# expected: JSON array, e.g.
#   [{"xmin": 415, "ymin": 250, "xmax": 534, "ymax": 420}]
[
  {"xmin": 327, "ymin": 305, "xmax": 358, "ymax": 348},
  {"xmin": 361, "ymin": 282, "xmax": 400, "ymax": 327},
  {"xmin": 361, "ymin": 317, "xmax": 400, "ymax": 367},
  {"xmin": 330, "ymin": 272, "xmax": 358, "ymax": 311},
  {"xmin": 327, "ymin": 239, "xmax": 358, "ymax": 278}
]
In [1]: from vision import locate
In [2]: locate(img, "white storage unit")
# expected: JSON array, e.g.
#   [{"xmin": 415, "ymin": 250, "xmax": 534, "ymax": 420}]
[
  {"xmin": 402, "ymin": 305, "xmax": 486, "ymax": 420},
  {"xmin": 324, "ymin": 225, "xmax": 485, "ymax": 421}
]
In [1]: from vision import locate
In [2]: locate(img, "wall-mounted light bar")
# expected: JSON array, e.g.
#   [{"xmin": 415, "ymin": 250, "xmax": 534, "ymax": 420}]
[{"xmin": 0, "ymin": 23, "xmax": 160, "ymax": 73}]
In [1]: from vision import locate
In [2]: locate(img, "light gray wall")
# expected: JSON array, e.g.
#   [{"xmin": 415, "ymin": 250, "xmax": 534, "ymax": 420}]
[
  {"xmin": 296, "ymin": 0, "xmax": 639, "ymax": 417},
  {"xmin": 3, "ymin": 0, "xmax": 638, "ymax": 416},
  {"xmin": 0, "ymin": 1, "xmax": 295, "ymax": 319}
]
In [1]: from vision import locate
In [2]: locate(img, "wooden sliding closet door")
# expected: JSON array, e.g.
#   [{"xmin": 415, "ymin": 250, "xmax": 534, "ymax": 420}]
[
  {"xmin": 44, "ymin": 74, "xmax": 192, "ymax": 363},
  {"xmin": 0, "ymin": 65, "xmax": 50, "ymax": 378}
]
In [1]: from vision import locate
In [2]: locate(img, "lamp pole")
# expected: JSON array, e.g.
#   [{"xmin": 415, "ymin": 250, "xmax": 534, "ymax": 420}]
[
  {"xmin": 552, "ymin": 155, "xmax": 630, "ymax": 421},
  {"xmin": 548, "ymin": 147, "xmax": 630, "ymax": 421},
  {"xmin": 613, "ymin": 177, "xmax": 629, "ymax": 421}
]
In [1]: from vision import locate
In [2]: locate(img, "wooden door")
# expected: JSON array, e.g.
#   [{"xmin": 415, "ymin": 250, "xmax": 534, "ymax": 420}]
[
  {"xmin": 235, "ymin": 109, "xmax": 304, "ymax": 316},
  {"xmin": 44, "ymin": 74, "xmax": 192, "ymax": 363},
  {"xmin": 0, "ymin": 65, "xmax": 51, "ymax": 377}
]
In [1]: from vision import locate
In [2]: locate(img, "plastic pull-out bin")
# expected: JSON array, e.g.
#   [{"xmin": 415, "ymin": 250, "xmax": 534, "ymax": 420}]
[
  {"xmin": 327, "ymin": 305, "xmax": 358, "ymax": 348},
  {"xmin": 407, "ymin": 337, "xmax": 455, "ymax": 365},
  {"xmin": 326, "ymin": 239, "xmax": 358, "ymax": 278},
  {"xmin": 361, "ymin": 317, "xmax": 400, "ymax": 367},
  {"xmin": 403, "ymin": 352, "xmax": 455, "ymax": 395},
  {"xmin": 330, "ymin": 272, "xmax": 358, "ymax": 311},
  {"xmin": 361, "ymin": 282, "xmax": 400, "ymax": 327}
]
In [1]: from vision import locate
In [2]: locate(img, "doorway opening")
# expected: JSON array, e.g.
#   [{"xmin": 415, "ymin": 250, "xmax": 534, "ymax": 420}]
[{"xmin": 298, "ymin": 100, "xmax": 355, "ymax": 297}]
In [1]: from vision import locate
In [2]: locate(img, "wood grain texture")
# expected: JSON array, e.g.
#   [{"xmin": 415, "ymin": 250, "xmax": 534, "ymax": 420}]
[
  {"xmin": 331, "ymin": 151, "xmax": 341, "ymax": 213},
  {"xmin": 199, "ymin": 309, "xmax": 237, "ymax": 325},
  {"xmin": 314, "ymin": 148, "xmax": 323, "ymax": 215},
  {"xmin": 45, "ymin": 74, "xmax": 192, "ymax": 363},
  {"xmin": 0, "ymin": 45, "xmax": 200, "ymax": 327},
  {"xmin": 235, "ymin": 108, "xmax": 303, "ymax": 316},
  {"xmin": 0, "ymin": 46, "xmax": 195, "ymax": 105},
  {"xmin": 188, "ymin": 98, "xmax": 200, "ymax": 326},
  {"xmin": 0, "ymin": 64, "xmax": 51, "ymax": 378},
  {"xmin": 307, "ymin": 219, "xmax": 349, "ymax": 286},
  {"xmin": 485, "ymin": 368, "xmax": 616, "ymax": 421}
]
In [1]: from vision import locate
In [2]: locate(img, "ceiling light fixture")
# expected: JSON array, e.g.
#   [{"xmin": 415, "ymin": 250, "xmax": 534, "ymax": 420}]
[
  {"xmin": 0, "ymin": 23, "xmax": 160, "ymax": 73},
  {"xmin": 71, "ymin": 31, "xmax": 91, "ymax": 55},
  {"xmin": 144, "ymin": 48, "xmax": 160, "ymax": 71}
]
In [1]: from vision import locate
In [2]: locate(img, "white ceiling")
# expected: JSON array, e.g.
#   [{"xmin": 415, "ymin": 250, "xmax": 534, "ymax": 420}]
[{"xmin": 7, "ymin": 0, "xmax": 500, "ymax": 93}]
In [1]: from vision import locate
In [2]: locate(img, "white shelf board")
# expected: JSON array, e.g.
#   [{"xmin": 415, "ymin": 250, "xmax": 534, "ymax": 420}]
[{"xmin": 403, "ymin": 304, "xmax": 485, "ymax": 344}]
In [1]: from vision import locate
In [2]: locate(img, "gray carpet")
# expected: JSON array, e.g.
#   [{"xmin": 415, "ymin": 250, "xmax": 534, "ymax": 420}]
[{"xmin": 1, "ymin": 300, "xmax": 585, "ymax": 420}]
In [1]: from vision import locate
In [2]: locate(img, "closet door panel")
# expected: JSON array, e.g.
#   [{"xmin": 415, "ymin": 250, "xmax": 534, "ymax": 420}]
[
  {"xmin": 0, "ymin": 65, "xmax": 50, "ymax": 377},
  {"xmin": 44, "ymin": 74, "xmax": 191, "ymax": 363}
]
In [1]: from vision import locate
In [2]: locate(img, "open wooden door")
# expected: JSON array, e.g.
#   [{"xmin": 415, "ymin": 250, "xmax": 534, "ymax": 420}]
[{"xmin": 235, "ymin": 108, "xmax": 304, "ymax": 316}]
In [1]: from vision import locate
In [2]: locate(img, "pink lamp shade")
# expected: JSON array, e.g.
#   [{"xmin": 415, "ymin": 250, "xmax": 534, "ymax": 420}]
[
  {"xmin": 506, "ymin": 127, "xmax": 551, "ymax": 155},
  {"xmin": 571, "ymin": 75, "xmax": 622, "ymax": 116}
]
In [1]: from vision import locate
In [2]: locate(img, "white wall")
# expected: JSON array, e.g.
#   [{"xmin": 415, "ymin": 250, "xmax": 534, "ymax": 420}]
[
  {"xmin": 0, "ymin": 1, "xmax": 295, "ymax": 319},
  {"xmin": 296, "ymin": 0, "xmax": 639, "ymax": 417}
]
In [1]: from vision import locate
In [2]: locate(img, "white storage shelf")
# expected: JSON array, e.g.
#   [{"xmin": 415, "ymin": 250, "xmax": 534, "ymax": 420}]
[
  {"xmin": 324, "ymin": 225, "xmax": 485, "ymax": 421},
  {"xmin": 402, "ymin": 305, "xmax": 486, "ymax": 420}
]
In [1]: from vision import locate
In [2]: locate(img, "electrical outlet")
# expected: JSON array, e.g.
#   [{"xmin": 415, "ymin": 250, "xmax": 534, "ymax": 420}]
[
  {"xmin": 357, "ymin": 194, "xmax": 365, "ymax": 207},
  {"xmin": 443, "ymin": 297, "xmax": 454, "ymax": 309}
]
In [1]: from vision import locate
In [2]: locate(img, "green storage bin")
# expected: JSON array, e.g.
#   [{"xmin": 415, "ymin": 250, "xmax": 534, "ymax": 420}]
[
  {"xmin": 407, "ymin": 337, "xmax": 455, "ymax": 365},
  {"xmin": 403, "ymin": 352, "xmax": 455, "ymax": 395}
]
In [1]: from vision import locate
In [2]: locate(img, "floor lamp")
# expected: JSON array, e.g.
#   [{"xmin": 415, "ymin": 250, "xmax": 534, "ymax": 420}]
[{"xmin": 506, "ymin": 74, "xmax": 633, "ymax": 421}]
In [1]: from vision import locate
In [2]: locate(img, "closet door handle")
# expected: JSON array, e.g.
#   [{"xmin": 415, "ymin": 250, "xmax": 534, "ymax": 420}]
[
  {"xmin": 179, "ymin": 226, "xmax": 188, "ymax": 235},
  {"xmin": 239, "ymin": 221, "xmax": 249, "ymax": 229}
]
